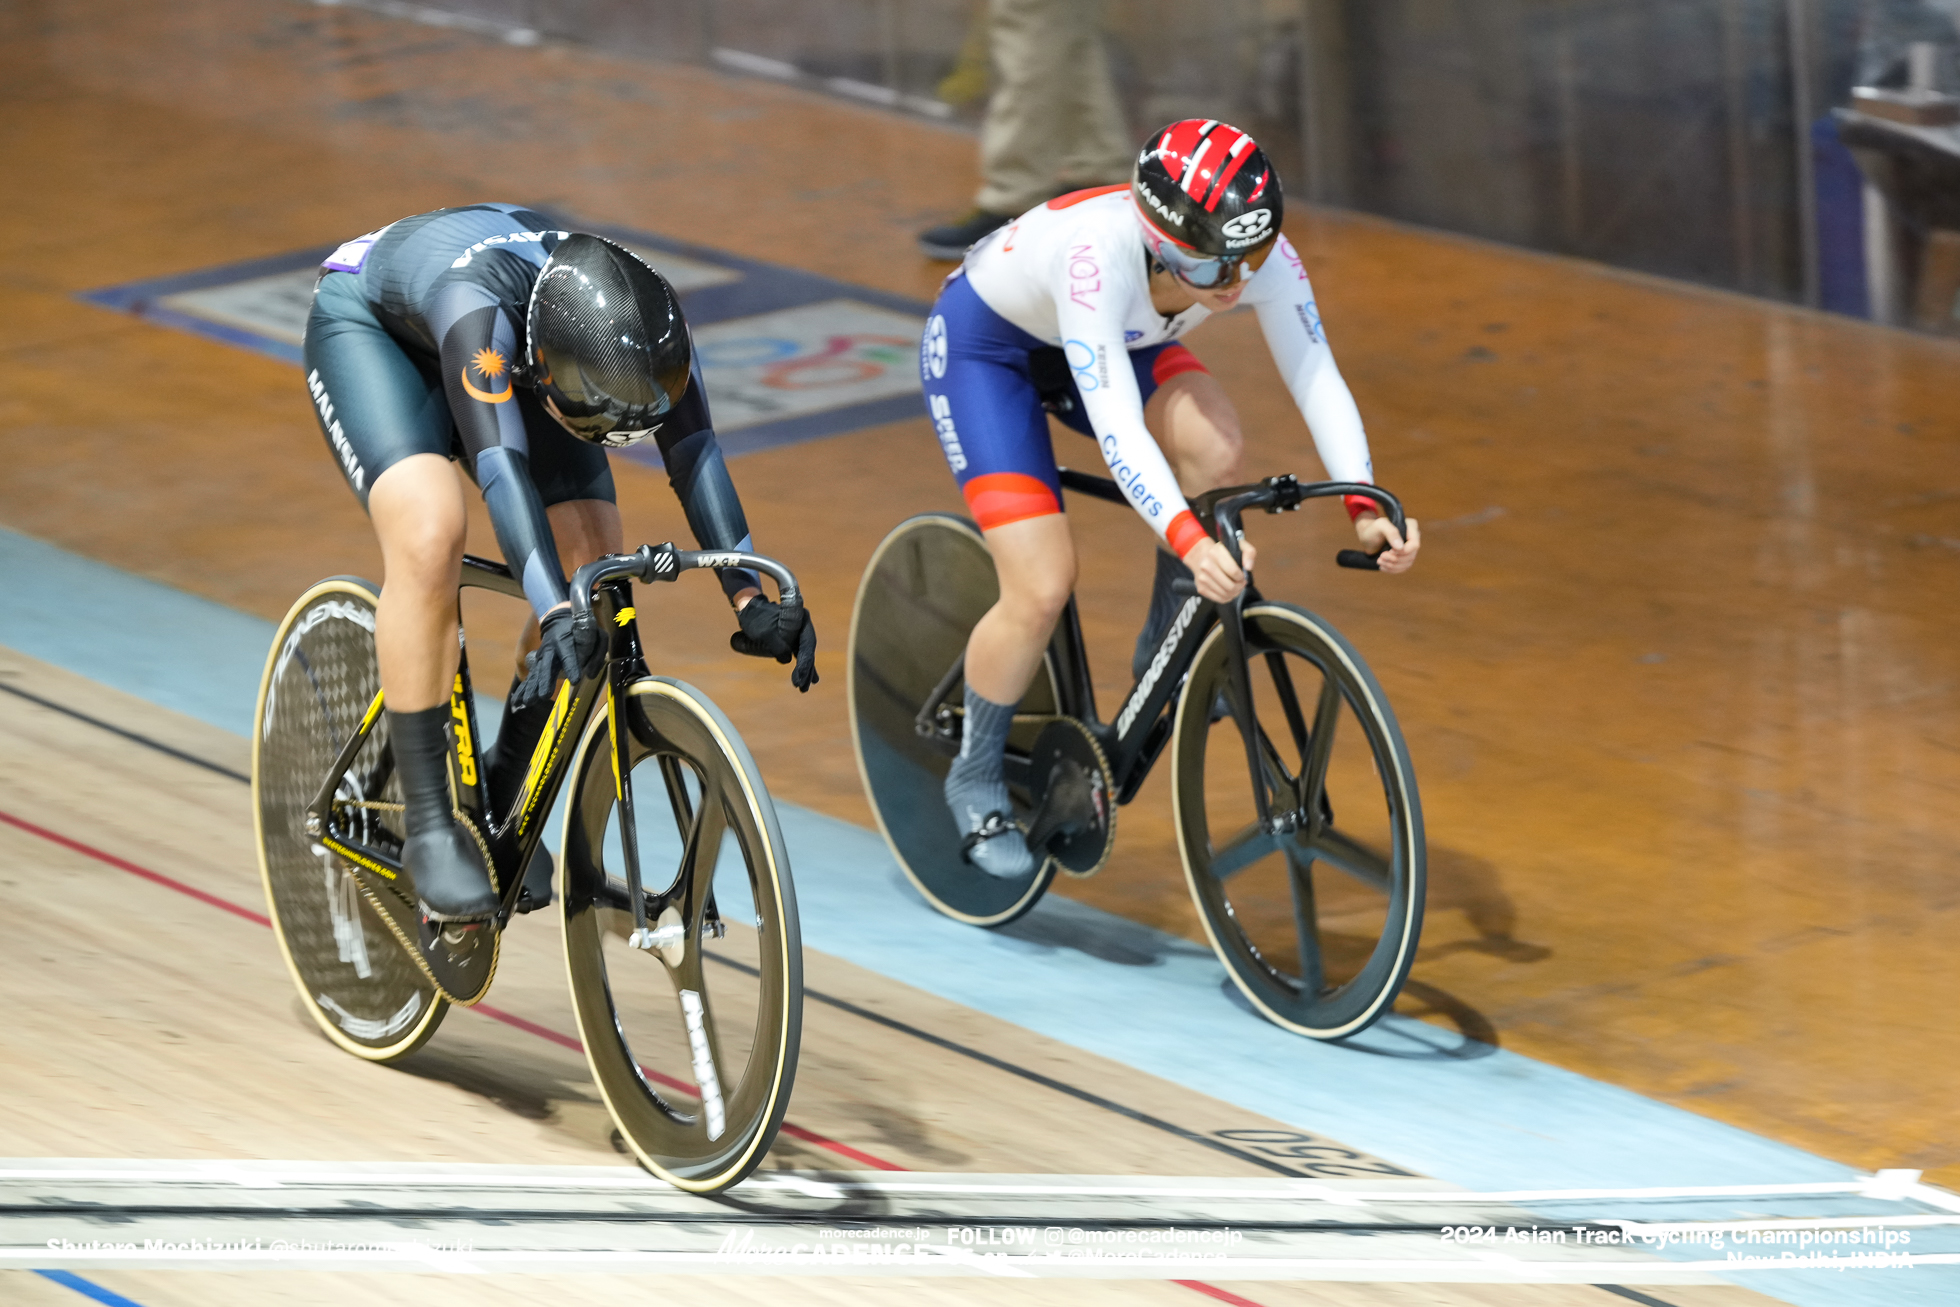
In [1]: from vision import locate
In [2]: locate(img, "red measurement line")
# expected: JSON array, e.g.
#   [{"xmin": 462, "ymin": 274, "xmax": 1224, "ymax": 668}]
[
  {"xmin": 4, "ymin": 805, "xmax": 1266, "ymax": 1301},
  {"xmin": 1173, "ymin": 1281, "xmax": 1270, "ymax": 1307},
  {"xmin": 778, "ymin": 1122, "xmax": 907, "ymax": 1172},
  {"xmin": 0, "ymin": 809, "xmax": 272, "ymax": 928},
  {"xmin": 0, "ymin": 806, "xmax": 892, "ymax": 1170}
]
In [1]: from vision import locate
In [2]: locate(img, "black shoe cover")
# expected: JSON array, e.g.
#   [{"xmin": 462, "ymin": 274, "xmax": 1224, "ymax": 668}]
[
  {"xmin": 407, "ymin": 818, "xmax": 499, "ymax": 921},
  {"xmin": 391, "ymin": 702, "xmax": 499, "ymax": 921}
]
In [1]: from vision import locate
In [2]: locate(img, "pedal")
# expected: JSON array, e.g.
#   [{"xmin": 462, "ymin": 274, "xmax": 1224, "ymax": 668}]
[
  {"xmin": 428, "ymin": 917, "xmax": 489, "ymax": 955},
  {"xmin": 1024, "ymin": 718, "xmax": 1116, "ymax": 878},
  {"xmin": 414, "ymin": 911, "xmax": 498, "ymax": 1002},
  {"xmin": 329, "ymin": 852, "xmax": 500, "ymax": 1006}
]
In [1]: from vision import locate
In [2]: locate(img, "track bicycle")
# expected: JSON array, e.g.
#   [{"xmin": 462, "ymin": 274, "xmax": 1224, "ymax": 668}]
[
  {"xmin": 849, "ymin": 472, "xmax": 1424, "ymax": 1039},
  {"xmin": 253, "ymin": 544, "xmax": 802, "ymax": 1192}
]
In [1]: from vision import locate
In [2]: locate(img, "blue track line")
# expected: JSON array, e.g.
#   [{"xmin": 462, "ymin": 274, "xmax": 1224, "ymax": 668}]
[{"xmin": 32, "ymin": 1270, "xmax": 151, "ymax": 1307}]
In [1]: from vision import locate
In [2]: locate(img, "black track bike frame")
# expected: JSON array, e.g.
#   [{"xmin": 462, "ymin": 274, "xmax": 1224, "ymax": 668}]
[
  {"xmin": 305, "ymin": 544, "xmax": 801, "ymax": 924},
  {"xmin": 913, "ymin": 470, "xmax": 1406, "ymax": 807}
]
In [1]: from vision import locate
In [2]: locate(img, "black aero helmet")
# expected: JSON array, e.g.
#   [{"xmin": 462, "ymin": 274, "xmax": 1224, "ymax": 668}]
[
  {"xmin": 525, "ymin": 233, "xmax": 691, "ymax": 447},
  {"xmin": 1131, "ymin": 119, "xmax": 1283, "ymax": 288}
]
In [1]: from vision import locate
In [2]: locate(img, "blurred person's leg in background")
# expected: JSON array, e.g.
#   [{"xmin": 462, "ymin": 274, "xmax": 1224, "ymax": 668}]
[{"xmin": 919, "ymin": 0, "xmax": 1132, "ymax": 259}]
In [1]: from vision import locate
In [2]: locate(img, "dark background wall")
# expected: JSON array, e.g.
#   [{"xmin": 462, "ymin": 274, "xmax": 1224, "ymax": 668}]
[{"xmin": 358, "ymin": 0, "xmax": 1909, "ymax": 306}]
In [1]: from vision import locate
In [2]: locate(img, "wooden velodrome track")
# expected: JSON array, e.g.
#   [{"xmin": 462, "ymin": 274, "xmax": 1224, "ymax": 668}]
[{"xmin": 1, "ymin": 1, "xmax": 1957, "ymax": 1303}]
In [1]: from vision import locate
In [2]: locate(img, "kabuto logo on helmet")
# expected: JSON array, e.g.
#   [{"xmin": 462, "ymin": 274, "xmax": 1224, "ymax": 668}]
[{"xmin": 1221, "ymin": 209, "xmax": 1273, "ymax": 246}]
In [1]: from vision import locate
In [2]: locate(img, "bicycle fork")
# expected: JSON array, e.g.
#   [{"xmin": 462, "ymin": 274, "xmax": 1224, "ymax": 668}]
[
  {"xmin": 593, "ymin": 589, "xmax": 713, "ymax": 957},
  {"xmin": 1218, "ymin": 592, "xmax": 1276, "ymax": 833},
  {"xmin": 612, "ymin": 687, "xmax": 659, "ymax": 951}
]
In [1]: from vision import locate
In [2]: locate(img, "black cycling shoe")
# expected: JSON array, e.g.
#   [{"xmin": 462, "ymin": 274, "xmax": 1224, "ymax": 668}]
[
  {"xmin": 407, "ymin": 818, "xmax": 499, "ymax": 922},
  {"xmin": 391, "ymin": 702, "xmax": 499, "ymax": 921},
  {"xmin": 513, "ymin": 843, "xmax": 555, "ymax": 914},
  {"xmin": 918, "ymin": 209, "xmax": 1012, "ymax": 260}
]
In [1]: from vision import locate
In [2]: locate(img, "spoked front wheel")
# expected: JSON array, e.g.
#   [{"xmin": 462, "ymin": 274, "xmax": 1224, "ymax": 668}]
[
  {"xmin": 560, "ymin": 677, "xmax": 801, "ymax": 1193},
  {"xmin": 253, "ymin": 577, "xmax": 446, "ymax": 1062},
  {"xmin": 1172, "ymin": 601, "xmax": 1425, "ymax": 1039}
]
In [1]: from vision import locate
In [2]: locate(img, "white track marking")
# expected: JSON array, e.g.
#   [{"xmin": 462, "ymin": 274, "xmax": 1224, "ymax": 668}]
[{"xmin": 4, "ymin": 1160, "xmax": 1956, "ymax": 1210}]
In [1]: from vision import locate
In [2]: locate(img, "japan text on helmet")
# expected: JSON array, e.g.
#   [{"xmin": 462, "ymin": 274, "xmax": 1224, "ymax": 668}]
[
  {"xmin": 1131, "ymin": 119, "xmax": 1283, "ymax": 289},
  {"xmin": 525, "ymin": 233, "xmax": 691, "ymax": 447}
]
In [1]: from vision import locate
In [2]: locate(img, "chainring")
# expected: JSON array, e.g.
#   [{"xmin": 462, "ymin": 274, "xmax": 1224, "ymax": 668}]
[{"xmin": 1023, "ymin": 718, "xmax": 1116, "ymax": 878}]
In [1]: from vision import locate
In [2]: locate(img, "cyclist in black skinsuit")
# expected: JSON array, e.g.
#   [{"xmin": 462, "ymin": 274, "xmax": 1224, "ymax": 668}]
[{"xmin": 303, "ymin": 203, "xmax": 816, "ymax": 923}]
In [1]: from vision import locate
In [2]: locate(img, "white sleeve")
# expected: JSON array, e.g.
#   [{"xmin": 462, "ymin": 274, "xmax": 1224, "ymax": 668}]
[
  {"xmin": 1056, "ymin": 232, "xmax": 1211, "ymax": 556},
  {"xmin": 1245, "ymin": 236, "xmax": 1375, "ymax": 487}
]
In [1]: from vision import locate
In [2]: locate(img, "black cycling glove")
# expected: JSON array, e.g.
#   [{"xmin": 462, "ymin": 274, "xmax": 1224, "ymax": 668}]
[
  {"xmin": 513, "ymin": 607, "xmax": 603, "ymax": 712},
  {"xmin": 731, "ymin": 597, "xmax": 819, "ymax": 692}
]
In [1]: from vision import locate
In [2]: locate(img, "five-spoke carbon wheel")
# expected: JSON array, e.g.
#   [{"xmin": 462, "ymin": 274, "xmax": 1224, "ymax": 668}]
[
  {"xmin": 849, "ymin": 513, "xmax": 1063, "ymax": 926},
  {"xmin": 1172, "ymin": 601, "xmax": 1425, "ymax": 1039},
  {"xmin": 560, "ymin": 677, "xmax": 801, "ymax": 1193},
  {"xmin": 253, "ymin": 577, "xmax": 446, "ymax": 1062}
]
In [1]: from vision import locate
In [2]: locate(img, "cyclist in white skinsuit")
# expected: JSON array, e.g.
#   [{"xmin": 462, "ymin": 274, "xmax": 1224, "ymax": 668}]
[{"xmin": 918, "ymin": 119, "xmax": 1421, "ymax": 877}]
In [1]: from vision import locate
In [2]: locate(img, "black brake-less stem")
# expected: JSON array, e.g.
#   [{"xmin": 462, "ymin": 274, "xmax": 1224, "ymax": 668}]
[
  {"xmin": 572, "ymin": 545, "xmax": 800, "ymax": 612},
  {"xmin": 569, "ymin": 544, "xmax": 801, "ymax": 654}
]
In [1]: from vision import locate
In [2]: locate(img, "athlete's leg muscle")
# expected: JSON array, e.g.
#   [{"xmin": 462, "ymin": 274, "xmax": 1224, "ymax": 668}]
[
  {"xmin": 1146, "ymin": 369, "xmax": 1244, "ymax": 496},
  {"xmin": 548, "ymin": 496, "xmax": 624, "ymax": 570},
  {"xmin": 965, "ymin": 513, "xmax": 1077, "ymax": 705},
  {"xmin": 370, "ymin": 453, "xmax": 469, "ymax": 713}
]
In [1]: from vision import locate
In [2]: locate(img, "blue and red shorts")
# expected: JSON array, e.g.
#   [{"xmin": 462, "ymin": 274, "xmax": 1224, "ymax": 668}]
[{"xmin": 918, "ymin": 273, "xmax": 1208, "ymax": 532}]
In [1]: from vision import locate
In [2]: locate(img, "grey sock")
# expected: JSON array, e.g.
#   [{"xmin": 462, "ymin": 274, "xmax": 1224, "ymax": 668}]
[
  {"xmin": 945, "ymin": 685, "xmax": 1014, "ymax": 803},
  {"xmin": 943, "ymin": 686, "xmax": 1035, "ymax": 878}
]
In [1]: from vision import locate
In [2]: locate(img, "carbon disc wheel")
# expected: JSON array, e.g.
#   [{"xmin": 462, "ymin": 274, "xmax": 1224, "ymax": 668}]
[
  {"xmin": 847, "ymin": 513, "xmax": 1063, "ymax": 927},
  {"xmin": 253, "ymin": 577, "xmax": 446, "ymax": 1063}
]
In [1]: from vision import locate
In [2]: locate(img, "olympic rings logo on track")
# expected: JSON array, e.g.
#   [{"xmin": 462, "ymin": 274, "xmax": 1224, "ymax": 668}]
[{"xmin": 696, "ymin": 334, "xmax": 915, "ymax": 391}]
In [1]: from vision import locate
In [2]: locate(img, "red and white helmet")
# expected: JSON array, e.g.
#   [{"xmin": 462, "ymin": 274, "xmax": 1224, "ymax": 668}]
[{"xmin": 1131, "ymin": 119, "xmax": 1283, "ymax": 287}]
